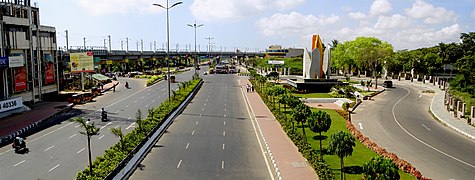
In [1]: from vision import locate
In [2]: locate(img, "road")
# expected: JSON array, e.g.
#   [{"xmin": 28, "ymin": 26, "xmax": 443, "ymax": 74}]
[
  {"xmin": 0, "ymin": 69, "xmax": 195, "ymax": 180},
  {"xmin": 352, "ymin": 81, "xmax": 475, "ymax": 179},
  {"xmin": 129, "ymin": 73, "xmax": 272, "ymax": 179}
]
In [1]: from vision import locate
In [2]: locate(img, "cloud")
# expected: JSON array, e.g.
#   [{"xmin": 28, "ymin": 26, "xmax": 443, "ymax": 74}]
[
  {"xmin": 75, "ymin": 0, "xmax": 162, "ymax": 16},
  {"xmin": 471, "ymin": 10, "xmax": 475, "ymax": 18},
  {"xmin": 348, "ymin": 12, "xmax": 367, "ymax": 20},
  {"xmin": 374, "ymin": 14, "xmax": 412, "ymax": 29},
  {"xmin": 370, "ymin": 0, "xmax": 392, "ymax": 16},
  {"xmin": 190, "ymin": 0, "xmax": 305, "ymax": 22},
  {"xmin": 405, "ymin": 0, "xmax": 457, "ymax": 24},
  {"xmin": 255, "ymin": 12, "xmax": 339, "ymax": 37}
]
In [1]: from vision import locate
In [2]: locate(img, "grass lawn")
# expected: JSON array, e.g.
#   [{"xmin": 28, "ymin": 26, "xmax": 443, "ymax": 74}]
[
  {"xmin": 292, "ymin": 92, "xmax": 332, "ymax": 98},
  {"xmin": 280, "ymin": 108, "xmax": 415, "ymax": 179}
]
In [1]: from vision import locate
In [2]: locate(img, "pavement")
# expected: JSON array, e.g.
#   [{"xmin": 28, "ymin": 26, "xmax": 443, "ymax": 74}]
[
  {"xmin": 0, "ymin": 81, "xmax": 119, "ymax": 146},
  {"xmin": 240, "ymin": 77, "xmax": 319, "ymax": 180}
]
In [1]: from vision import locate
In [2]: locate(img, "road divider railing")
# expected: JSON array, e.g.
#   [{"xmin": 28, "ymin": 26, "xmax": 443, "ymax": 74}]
[{"xmin": 75, "ymin": 78, "xmax": 203, "ymax": 180}]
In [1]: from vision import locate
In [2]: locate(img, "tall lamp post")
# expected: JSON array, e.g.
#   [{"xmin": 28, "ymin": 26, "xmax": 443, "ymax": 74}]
[
  {"xmin": 153, "ymin": 1, "xmax": 182, "ymax": 102},
  {"xmin": 205, "ymin": 37, "xmax": 214, "ymax": 64},
  {"xmin": 187, "ymin": 21, "xmax": 203, "ymax": 75}
]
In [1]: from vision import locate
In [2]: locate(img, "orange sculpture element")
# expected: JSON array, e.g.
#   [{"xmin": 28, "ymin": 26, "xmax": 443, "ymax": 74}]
[{"xmin": 311, "ymin": 35, "xmax": 324, "ymax": 78}]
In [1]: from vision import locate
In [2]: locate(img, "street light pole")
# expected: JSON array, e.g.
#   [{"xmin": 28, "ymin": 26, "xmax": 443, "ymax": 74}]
[
  {"xmin": 205, "ymin": 37, "xmax": 213, "ymax": 64},
  {"xmin": 153, "ymin": 1, "xmax": 183, "ymax": 102},
  {"xmin": 187, "ymin": 21, "xmax": 203, "ymax": 75}
]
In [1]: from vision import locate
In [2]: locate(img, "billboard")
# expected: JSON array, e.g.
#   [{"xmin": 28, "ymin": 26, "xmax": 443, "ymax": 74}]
[
  {"xmin": 9, "ymin": 56, "xmax": 25, "ymax": 68},
  {"xmin": 14, "ymin": 66, "xmax": 27, "ymax": 92},
  {"xmin": 45, "ymin": 62, "xmax": 55, "ymax": 84},
  {"xmin": 70, "ymin": 52, "xmax": 94, "ymax": 72}
]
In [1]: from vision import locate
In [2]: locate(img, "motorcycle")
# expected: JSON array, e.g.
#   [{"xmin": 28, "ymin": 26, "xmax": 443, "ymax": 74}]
[
  {"xmin": 125, "ymin": 82, "xmax": 129, "ymax": 89},
  {"xmin": 12, "ymin": 138, "xmax": 28, "ymax": 154},
  {"xmin": 101, "ymin": 110, "xmax": 108, "ymax": 122}
]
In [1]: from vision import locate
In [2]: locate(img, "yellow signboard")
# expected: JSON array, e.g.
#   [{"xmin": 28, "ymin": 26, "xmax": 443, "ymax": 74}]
[
  {"xmin": 70, "ymin": 52, "xmax": 94, "ymax": 72},
  {"xmin": 107, "ymin": 60, "xmax": 113, "ymax": 65}
]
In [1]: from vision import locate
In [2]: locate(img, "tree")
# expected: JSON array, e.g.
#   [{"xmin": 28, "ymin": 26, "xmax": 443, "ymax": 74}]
[
  {"xmin": 71, "ymin": 117, "xmax": 100, "ymax": 176},
  {"xmin": 110, "ymin": 127, "xmax": 125, "ymax": 151},
  {"xmin": 136, "ymin": 109, "xmax": 144, "ymax": 133},
  {"xmin": 272, "ymin": 86, "xmax": 287, "ymax": 111},
  {"xmin": 329, "ymin": 131, "xmax": 356, "ymax": 180},
  {"xmin": 363, "ymin": 156, "xmax": 400, "ymax": 180},
  {"xmin": 308, "ymin": 111, "xmax": 332, "ymax": 160},
  {"xmin": 292, "ymin": 103, "xmax": 311, "ymax": 143}
]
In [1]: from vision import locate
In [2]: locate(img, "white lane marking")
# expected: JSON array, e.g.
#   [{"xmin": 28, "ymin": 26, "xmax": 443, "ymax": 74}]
[
  {"xmin": 145, "ymin": 104, "xmax": 149, "ymax": 108},
  {"xmin": 152, "ymin": 100, "xmax": 156, "ymax": 103},
  {"xmin": 196, "ymin": 121, "xmax": 199, "ymax": 125},
  {"xmin": 77, "ymin": 148, "xmax": 85, "ymax": 154},
  {"xmin": 223, "ymin": 131, "xmax": 226, "ymax": 136},
  {"xmin": 222, "ymin": 161, "xmax": 225, "ymax": 169},
  {"xmin": 24, "ymin": 122, "xmax": 74, "ymax": 146},
  {"xmin": 224, "ymin": 114, "xmax": 227, "ymax": 118},
  {"xmin": 224, "ymin": 103, "xmax": 227, "ymax": 106},
  {"xmin": 161, "ymin": 89, "xmax": 165, "ymax": 92},
  {"xmin": 186, "ymin": 143, "xmax": 190, "ymax": 149},
  {"xmin": 224, "ymin": 108, "xmax": 227, "ymax": 112},
  {"xmin": 114, "ymin": 110, "xmax": 120, "ymax": 114},
  {"xmin": 126, "ymin": 123, "xmax": 136, "ymax": 130},
  {"xmin": 358, "ymin": 122, "xmax": 364, "ymax": 130},
  {"xmin": 202, "ymin": 108, "xmax": 205, "ymax": 112},
  {"xmin": 394, "ymin": 87, "xmax": 475, "ymax": 169},
  {"xmin": 44, "ymin": 145, "xmax": 54, "ymax": 152},
  {"xmin": 422, "ymin": 124, "xmax": 432, "ymax": 131},
  {"xmin": 125, "ymin": 105, "xmax": 129, "ymax": 108},
  {"xmin": 48, "ymin": 164, "xmax": 60, "ymax": 172},
  {"xmin": 114, "ymin": 125, "xmax": 120, "ymax": 129},
  {"xmin": 419, "ymin": 95, "xmax": 422, "ymax": 98},
  {"xmin": 224, "ymin": 121, "xmax": 226, "ymax": 126},
  {"xmin": 223, "ymin": 144, "xmax": 225, "ymax": 150},
  {"xmin": 240, "ymin": 81, "xmax": 276, "ymax": 180},
  {"xmin": 100, "ymin": 122, "xmax": 112, "ymax": 130},
  {"xmin": 199, "ymin": 114, "xmax": 202, "ymax": 117},
  {"xmin": 128, "ymin": 117, "xmax": 132, "ymax": 120},
  {"xmin": 104, "ymin": 84, "xmax": 157, "ymax": 108},
  {"xmin": 75, "ymin": 125, "xmax": 81, "ymax": 128},
  {"xmin": 191, "ymin": 130, "xmax": 195, "ymax": 136},
  {"xmin": 98, "ymin": 135, "xmax": 105, "ymax": 139},
  {"xmin": 225, "ymin": 99, "xmax": 227, "ymax": 102},
  {"xmin": 177, "ymin": 160, "xmax": 182, "ymax": 168},
  {"xmin": 204, "ymin": 103, "xmax": 207, "ymax": 106},
  {"xmin": 13, "ymin": 160, "xmax": 25, "ymax": 167},
  {"xmin": 69, "ymin": 134, "xmax": 77, "ymax": 139}
]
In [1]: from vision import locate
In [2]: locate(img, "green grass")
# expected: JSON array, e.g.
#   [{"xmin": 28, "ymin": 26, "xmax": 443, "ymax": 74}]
[
  {"xmin": 292, "ymin": 92, "xmax": 332, "ymax": 98},
  {"xmin": 280, "ymin": 107, "xmax": 415, "ymax": 179}
]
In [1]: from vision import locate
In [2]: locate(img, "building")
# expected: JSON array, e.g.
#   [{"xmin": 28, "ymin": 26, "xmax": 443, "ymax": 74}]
[
  {"xmin": 0, "ymin": 0, "xmax": 58, "ymax": 117},
  {"xmin": 265, "ymin": 45, "xmax": 304, "ymax": 59}
]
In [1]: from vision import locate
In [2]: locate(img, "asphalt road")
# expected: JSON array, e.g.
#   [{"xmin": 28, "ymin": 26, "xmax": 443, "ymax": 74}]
[
  {"xmin": 352, "ymin": 82, "xmax": 475, "ymax": 179},
  {"xmin": 129, "ymin": 73, "xmax": 272, "ymax": 180},
  {"xmin": 0, "ymin": 69, "xmax": 195, "ymax": 180}
]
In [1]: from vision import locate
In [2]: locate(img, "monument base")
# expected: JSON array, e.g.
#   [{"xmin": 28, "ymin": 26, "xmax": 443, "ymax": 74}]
[{"xmin": 286, "ymin": 77, "xmax": 346, "ymax": 93}]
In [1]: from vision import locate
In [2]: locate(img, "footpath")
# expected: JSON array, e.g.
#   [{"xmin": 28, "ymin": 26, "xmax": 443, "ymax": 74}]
[
  {"xmin": 240, "ymin": 77, "xmax": 318, "ymax": 180},
  {"xmin": 0, "ymin": 81, "xmax": 119, "ymax": 146}
]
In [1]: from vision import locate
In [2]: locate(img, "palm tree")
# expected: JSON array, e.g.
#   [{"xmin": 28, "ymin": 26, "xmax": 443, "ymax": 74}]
[
  {"xmin": 308, "ymin": 111, "xmax": 332, "ymax": 160},
  {"xmin": 329, "ymin": 131, "xmax": 356, "ymax": 180},
  {"xmin": 71, "ymin": 117, "xmax": 99, "ymax": 176},
  {"xmin": 110, "ymin": 127, "xmax": 125, "ymax": 151},
  {"xmin": 272, "ymin": 86, "xmax": 287, "ymax": 111},
  {"xmin": 292, "ymin": 103, "xmax": 311, "ymax": 143},
  {"xmin": 136, "ymin": 109, "xmax": 144, "ymax": 133},
  {"xmin": 363, "ymin": 156, "xmax": 400, "ymax": 180},
  {"xmin": 278, "ymin": 93, "xmax": 290, "ymax": 116}
]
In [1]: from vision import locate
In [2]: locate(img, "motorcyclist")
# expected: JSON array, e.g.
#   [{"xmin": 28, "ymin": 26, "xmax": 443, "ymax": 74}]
[
  {"xmin": 101, "ymin": 108, "xmax": 107, "ymax": 121},
  {"xmin": 125, "ymin": 82, "xmax": 129, "ymax": 89},
  {"xmin": 13, "ymin": 136, "xmax": 26, "ymax": 151}
]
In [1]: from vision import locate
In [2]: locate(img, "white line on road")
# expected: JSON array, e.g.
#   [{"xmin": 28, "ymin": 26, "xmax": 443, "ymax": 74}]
[
  {"xmin": 224, "ymin": 103, "xmax": 227, "ymax": 106},
  {"xmin": 177, "ymin": 160, "xmax": 182, "ymax": 168},
  {"xmin": 186, "ymin": 143, "xmax": 190, "ymax": 149},
  {"xmin": 224, "ymin": 108, "xmax": 227, "ymax": 112},
  {"xmin": 358, "ymin": 122, "xmax": 364, "ymax": 130},
  {"xmin": 141, "ymin": 96, "xmax": 145, "ymax": 99},
  {"xmin": 100, "ymin": 122, "xmax": 112, "ymax": 130},
  {"xmin": 223, "ymin": 144, "xmax": 225, "ymax": 150},
  {"xmin": 419, "ymin": 95, "xmax": 422, "ymax": 98},
  {"xmin": 161, "ymin": 88, "xmax": 166, "ymax": 92},
  {"xmin": 196, "ymin": 121, "xmax": 199, "ymax": 125},
  {"xmin": 77, "ymin": 148, "xmax": 85, "ymax": 154},
  {"xmin": 224, "ymin": 121, "xmax": 226, "ymax": 126},
  {"xmin": 422, "ymin": 124, "xmax": 432, "ymax": 131},
  {"xmin": 145, "ymin": 104, "xmax": 149, "ymax": 108},
  {"xmin": 224, "ymin": 114, "xmax": 227, "ymax": 118},
  {"xmin": 191, "ymin": 130, "xmax": 195, "ymax": 136},
  {"xmin": 44, "ymin": 145, "xmax": 54, "ymax": 152},
  {"xmin": 49, "ymin": 164, "xmax": 60, "ymax": 172},
  {"xmin": 152, "ymin": 100, "xmax": 156, "ymax": 103},
  {"xmin": 13, "ymin": 160, "xmax": 25, "ymax": 167},
  {"xmin": 128, "ymin": 117, "xmax": 132, "ymax": 120},
  {"xmin": 98, "ymin": 135, "xmax": 105, "ymax": 139},
  {"xmin": 114, "ymin": 125, "xmax": 120, "ymax": 129},
  {"xmin": 75, "ymin": 125, "xmax": 80, "ymax": 128},
  {"xmin": 202, "ymin": 108, "xmax": 204, "ymax": 112},
  {"xmin": 125, "ymin": 105, "xmax": 129, "ymax": 108},
  {"xmin": 69, "ymin": 134, "xmax": 77, "ymax": 139},
  {"xmin": 204, "ymin": 103, "xmax": 206, "ymax": 106},
  {"xmin": 114, "ymin": 110, "xmax": 120, "ymax": 114},
  {"xmin": 126, "ymin": 123, "xmax": 136, "ymax": 130},
  {"xmin": 222, "ymin": 161, "xmax": 225, "ymax": 169},
  {"xmin": 134, "ymin": 100, "xmax": 137, "ymax": 103},
  {"xmin": 199, "ymin": 114, "xmax": 202, "ymax": 117},
  {"xmin": 223, "ymin": 131, "xmax": 226, "ymax": 136}
]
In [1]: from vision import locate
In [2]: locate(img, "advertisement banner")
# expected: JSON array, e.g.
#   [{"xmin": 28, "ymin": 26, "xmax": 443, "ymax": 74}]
[
  {"xmin": 0, "ymin": 97, "xmax": 23, "ymax": 113},
  {"xmin": 9, "ymin": 56, "xmax": 25, "ymax": 68},
  {"xmin": 14, "ymin": 66, "xmax": 27, "ymax": 92},
  {"xmin": 70, "ymin": 52, "xmax": 94, "ymax": 72},
  {"xmin": 45, "ymin": 62, "xmax": 55, "ymax": 84},
  {"xmin": 0, "ymin": 57, "xmax": 8, "ymax": 68}
]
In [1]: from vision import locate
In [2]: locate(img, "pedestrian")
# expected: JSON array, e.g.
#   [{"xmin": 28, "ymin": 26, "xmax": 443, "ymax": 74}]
[
  {"xmin": 113, "ymin": 84, "xmax": 116, "ymax": 92},
  {"xmin": 246, "ymin": 84, "xmax": 249, "ymax": 92},
  {"xmin": 251, "ymin": 85, "xmax": 254, "ymax": 92}
]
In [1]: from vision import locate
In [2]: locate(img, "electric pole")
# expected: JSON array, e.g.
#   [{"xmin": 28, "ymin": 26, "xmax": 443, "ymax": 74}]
[
  {"xmin": 65, "ymin": 30, "xmax": 69, "ymax": 51},
  {"xmin": 108, "ymin": 35, "xmax": 111, "ymax": 51}
]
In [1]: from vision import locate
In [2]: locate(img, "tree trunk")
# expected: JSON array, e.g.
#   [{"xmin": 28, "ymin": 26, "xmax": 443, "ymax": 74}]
[
  {"xmin": 301, "ymin": 121, "xmax": 307, "ymax": 145},
  {"xmin": 319, "ymin": 132, "xmax": 323, "ymax": 160},
  {"xmin": 340, "ymin": 157, "xmax": 344, "ymax": 180},
  {"xmin": 87, "ymin": 136, "xmax": 93, "ymax": 176}
]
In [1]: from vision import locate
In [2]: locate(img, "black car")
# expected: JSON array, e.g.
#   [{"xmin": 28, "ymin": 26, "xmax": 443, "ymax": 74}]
[
  {"xmin": 383, "ymin": 80, "xmax": 393, "ymax": 88},
  {"xmin": 266, "ymin": 72, "xmax": 279, "ymax": 78}
]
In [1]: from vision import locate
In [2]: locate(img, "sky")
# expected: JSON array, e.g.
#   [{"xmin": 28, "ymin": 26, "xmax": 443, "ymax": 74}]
[{"xmin": 35, "ymin": 0, "xmax": 475, "ymax": 52}]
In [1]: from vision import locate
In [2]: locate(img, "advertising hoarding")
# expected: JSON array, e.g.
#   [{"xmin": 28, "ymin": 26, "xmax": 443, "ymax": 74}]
[
  {"xmin": 70, "ymin": 52, "xmax": 94, "ymax": 72},
  {"xmin": 45, "ymin": 62, "xmax": 55, "ymax": 84},
  {"xmin": 14, "ymin": 66, "xmax": 27, "ymax": 92},
  {"xmin": 9, "ymin": 56, "xmax": 25, "ymax": 68}
]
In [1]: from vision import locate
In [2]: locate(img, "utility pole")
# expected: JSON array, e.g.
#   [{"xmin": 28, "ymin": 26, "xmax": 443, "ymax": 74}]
[
  {"xmin": 154, "ymin": 41, "xmax": 157, "ymax": 51},
  {"xmin": 103, "ymin": 39, "xmax": 106, "ymax": 49},
  {"xmin": 150, "ymin": 42, "xmax": 152, "ymax": 51},
  {"xmin": 126, "ymin": 38, "xmax": 129, "ymax": 52},
  {"xmin": 121, "ymin": 40, "xmax": 124, "ymax": 50},
  {"xmin": 141, "ymin": 39, "xmax": 143, "ymax": 52},
  {"xmin": 205, "ymin": 37, "xmax": 214, "ymax": 63},
  {"xmin": 65, "ymin": 30, "xmax": 69, "ymax": 51},
  {"xmin": 136, "ymin": 41, "xmax": 139, "ymax": 51},
  {"xmin": 83, "ymin": 37, "xmax": 86, "ymax": 49},
  {"xmin": 108, "ymin": 35, "xmax": 111, "ymax": 51}
]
